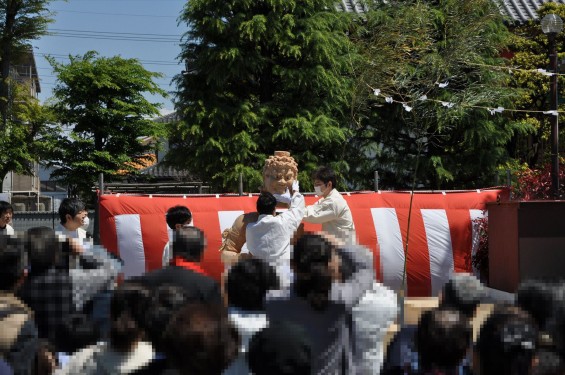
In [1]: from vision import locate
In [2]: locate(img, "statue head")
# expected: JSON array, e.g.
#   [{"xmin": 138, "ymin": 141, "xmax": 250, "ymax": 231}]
[{"xmin": 262, "ymin": 151, "xmax": 298, "ymax": 195}]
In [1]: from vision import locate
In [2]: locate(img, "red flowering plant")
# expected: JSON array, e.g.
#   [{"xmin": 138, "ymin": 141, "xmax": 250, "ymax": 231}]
[{"xmin": 512, "ymin": 161, "xmax": 565, "ymax": 200}]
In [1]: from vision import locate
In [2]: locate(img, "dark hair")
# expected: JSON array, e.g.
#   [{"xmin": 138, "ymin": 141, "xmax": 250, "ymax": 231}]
[
  {"xmin": 58, "ymin": 198, "xmax": 85, "ymax": 225},
  {"xmin": 0, "ymin": 200, "xmax": 13, "ymax": 216},
  {"xmin": 143, "ymin": 285, "xmax": 188, "ymax": 352},
  {"xmin": 416, "ymin": 308, "xmax": 472, "ymax": 371},
  {"xmin": 163, "ymin": 304, "xmax": 240, "ymax": 375},
  {"xmin": 292, "ymin": 233, "xmax": 335, "ymax": 311},
  {"xmin": 55, "ymin": 313, "xmax": 100, "ymax": 354},
  {"xmin": 25, "ymin": 227, "xmax": 61, "ymax": 275},
  {"xmin": 256, "ymin": 193, "xmax": 277, "ymax": 216},
  {"xmin": 172, "ymin": 226, "xmax": 206, "ymax": 262},
  {"xmin": 312, "ymin": 166, "xmax": 337, "ymax": 190},
  {"xmin": 247, "ymin": 320, "xmax": 312, "ymax": 375},
  {"xmin": 441, "ymin": 273, "xmax": 485, "ymax": 319},
  {"xmin": 109, "ymin": 283, "xmax": 150, "ymax": 352},
  {"xmin": 166, "ymin": 205, "xmax": 192, "ymax": 230},
  {"xmin": 516, "ymin": 279, "xmax": 556, "ymax": 331},
  {"xmin": 476, "ymin": 305, "xmax": 538, "ymax": 375},
  {"xmin": 0, "ymin": 235, "xmax": 26, "ymax": 290},
  {"xmin": 226, "ymin": 258, "xmax": 280, "ymax": 311}
]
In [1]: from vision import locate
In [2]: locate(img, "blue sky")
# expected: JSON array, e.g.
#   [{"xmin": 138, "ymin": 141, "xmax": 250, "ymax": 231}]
[{"xmin": 34, "ymin": 0, "xmax": 187, "ymax": 115}]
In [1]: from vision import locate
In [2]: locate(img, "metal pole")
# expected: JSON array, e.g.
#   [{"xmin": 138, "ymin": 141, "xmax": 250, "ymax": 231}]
[
  {"xmin": 549, "ymin": 33, "xmax": 560, "ymax": 199},
  {"xmin": 94, "ymin": 173, "xmax": 104, "ymax": 245},
  {"xmin": 374, "ymin": 171, "xmax": 379, "ymax": 191},
  {"xmin": 239, "ymin": 173, "xmax": 243, "ymax": 196}
]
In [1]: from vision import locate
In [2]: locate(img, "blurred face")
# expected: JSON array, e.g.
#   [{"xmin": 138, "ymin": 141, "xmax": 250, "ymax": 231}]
[
  {"xmin": 0, "ymin": 209, "xmax": 12, "ymax": 228},
  {"xmin": 65, "ymin": 210, "xmax": 88, "ymax": 231},
  {"xmin": 263, "ymin": 166, "xmax": 296, "ymax": 195},
  {"xmin": 328, "ymin": 250, "xmax": 342, "ymax": 282},
  {"xmin": 314, "ymin": 179, "xmax": 332, "ymax": 197}
]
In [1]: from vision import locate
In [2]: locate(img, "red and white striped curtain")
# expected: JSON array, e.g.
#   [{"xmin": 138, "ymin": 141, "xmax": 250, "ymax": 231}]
[{"xmin": 99, "ymin": 189, "xmax": 507, "ymax": 297}]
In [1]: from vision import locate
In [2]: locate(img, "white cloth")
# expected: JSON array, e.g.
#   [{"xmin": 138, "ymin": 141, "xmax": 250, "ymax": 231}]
[
  {"xmin": 223, "ymin": 309, "xmax": 268, "ymax": 375},
  {"xmin": 55, "ymin": 341, "xmax": 154, "ymax": 375},
  {"xmin": 351, "ymin": 282, "xmax": 398, "ymax": 374},
  {"xmin": 303, "ymin": 189, "xmax": 356, "ymax": 245},
  {"xmin": 0, "ymin": 224, "xmax": 14, "ymax": 235},
  {"xmin": 246, "ymin": 193, "xmax": 305, "ymax": 287}
]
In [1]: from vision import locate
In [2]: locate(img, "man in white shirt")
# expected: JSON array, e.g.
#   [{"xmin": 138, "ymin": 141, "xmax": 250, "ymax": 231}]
[
  {"xmin": 56, "ymin": 198, "xmax": 88, "ymax": 241},
  {"xmin": 303, "ymin": 166, "xmax": 357, "ymax": 245},
  {"xmin": 0, "ymin": 201, "xmax": 14, "ymax": 235},
  {"xmin": 246, "ymin": 185, "xmax": 304, "ymax": 287}
]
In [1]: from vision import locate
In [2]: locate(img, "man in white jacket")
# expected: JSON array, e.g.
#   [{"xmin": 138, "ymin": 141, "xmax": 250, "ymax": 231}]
[
  {"xmin": 303, "ymin": 166, "xmax": 356, "ymax": 245},
  {"xmin": 246, "ymin": 183, "xmax": 304, "ymax": 287}
]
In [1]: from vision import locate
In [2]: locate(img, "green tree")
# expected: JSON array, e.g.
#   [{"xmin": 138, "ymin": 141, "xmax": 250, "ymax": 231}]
[
  {"xmin": 0, "ymin": 82, "xmax": 58, "ymax": 191},
  {"xmin": 347, "ymin": 0, "xmax": 532, "ymax": 189},
  {"xmin": 46, "ymin": 51, "xmax": 167, "ymax": 196},
  {"xmin": 170, "ymin": 0, "xmax": 358, "ymax": 192},
  {"xmin": 506, "ymin": 2, "xmax": 565, "ymax": 169},
  {"xmin": 0, "ymin": 0, "xmax": 54, "ymax": 129}
]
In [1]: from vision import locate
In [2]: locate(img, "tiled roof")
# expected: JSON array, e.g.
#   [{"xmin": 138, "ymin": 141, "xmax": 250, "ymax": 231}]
[
  {"xmin": 500, "ymin": 0, "xmax": 565, "ymax": 23},
  {"xmin": 337, "ymin": 0, "xmax": 565, "ymax": 23},
  {"xmin": 336, "ymin": 0, "xmax": 367, "ymax": 13}
]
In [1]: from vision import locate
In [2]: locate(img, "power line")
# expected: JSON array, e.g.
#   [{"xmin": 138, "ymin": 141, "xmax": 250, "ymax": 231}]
[
  {"xmin": 47, "ymin": 33, "xmax": 179, "ymax": 43},
  {"xmin": 49, "ymin": 28, "xmax": 181, "ymax": 38},
  {"xmin": 35, "ymin": 53, "xmax": 181, "ymax": 66},
  {"xmin": 51, "ymin": 9, "xmax": 177, "ymax": 18}
]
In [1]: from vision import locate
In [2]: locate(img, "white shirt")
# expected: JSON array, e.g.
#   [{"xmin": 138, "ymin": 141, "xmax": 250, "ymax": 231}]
[
  {"xmin": 246, "ymin": 193, "xmax": 305, "ymax": 285},
  {"xmin": 351, "ymin": 282, "xmax": 398, "ymax": 374},
  {"xmin": 303, "ymin": 188, "xmax": 357, "ymax": 245},
  {"xmin": 0, "ymin": 224, "xmax": 14, "ymax": 235}
]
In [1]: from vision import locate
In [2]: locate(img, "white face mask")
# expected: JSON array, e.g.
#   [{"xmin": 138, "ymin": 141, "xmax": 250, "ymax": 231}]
[
  {"xmin": 81, "ymin": 216, "xmax": 90, "ymax": 231},
  {"xmin": 314, "ymin": 185, "xmax": 324, "ymax": 195}
]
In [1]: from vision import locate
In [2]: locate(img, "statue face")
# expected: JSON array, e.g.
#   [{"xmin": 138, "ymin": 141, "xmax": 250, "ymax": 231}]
[{"xmin": 263, "ymin": 166, "xmax": 296, "ymax": 195}]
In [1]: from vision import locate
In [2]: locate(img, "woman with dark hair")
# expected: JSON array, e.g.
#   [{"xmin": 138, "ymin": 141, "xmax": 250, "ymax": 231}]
[
  {"xmin": 474, "ymin": 305, "xmax": 538, "ymax": 375},
  {"xmin": 56, "ymin": 283, "xmax": 154, "ymax": 374},
  {"xmin": 265, "ymin": 233, "xmax": 374, "ymax": 374}
]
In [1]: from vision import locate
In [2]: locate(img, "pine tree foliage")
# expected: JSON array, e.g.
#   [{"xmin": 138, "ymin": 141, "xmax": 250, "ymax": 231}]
[
  {"xmin": 171, "ymin": 0, "xmax": 358, "ymax": 192},
  {"xmin": 46, "ymin": 51, "xmax": 167, "ymax": 196},
  {"xmin": 347, "ymin": 0, "xmax": 532, "ymax": 189}
]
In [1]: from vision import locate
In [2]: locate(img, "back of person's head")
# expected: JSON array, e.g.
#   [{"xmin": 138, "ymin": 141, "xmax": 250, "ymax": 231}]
[
  {"xmin": 172, "ymin": 226, "xmax": 206, "ymax": 262},
  {"xmin": 441, "ymin": 273, "xmax": 486, "ymax": 319},
  {"xmin": 547, "ymin": 284, "xmax": 565, "ymax": 363},
  {"xmin": 475, "ymin": 305, "xmax": 538, "ymax": 375},
  {"xmin": 55, "ymin": 313, "xmax": 100, "ymax": 354},
  {"xmin": 25, "ymin": 227, "xmax": 60, "ymax": 275},
  {"xmin": 166, "ymin": 205, "xmax": 192, "ymax": 230},
  {"xmin": 0, "ymin": 200, "xmax": 13, "ymax": 216},
  {"xmin": 256, "ymin": 192, "xmax": 277, "ymax": 216},
  {"xmin": 516, "ymin": 279, "xmax": 556, "ymax": 332},
  {"xmin": 312, "ymin": 166, "xmax": 337, "ymax": 189},
  {"xmin": 58, "ymin": 198, "xmax": 85, "ymax": 225},
  {"xmin": 416, "ymin": 308, "xmax": 472, "ymax": 372},
  {"xmin": 292, "ymin": 233, "xmax": 336, "ymax": 311},
  {"xmin": 226, "ymin": 258, "xmax": 280, "ymax": 311},
  {"xmin": 247, "ymin": 320, "xmax": 312, "ymax": 375},
  {"xmin": 0, "ymin": 235, "xmax": 26, "ymax": 291},
  {"xmin": 143, "ymin": 285, "xmax": 188, "ymax": 353},
  {"xmin": 109, "ymin": 283, "xmax": 150, "ymax": 352},
  {"xmin": 163, "ymin": 303, "xmax": 240, "ymax": 375}
]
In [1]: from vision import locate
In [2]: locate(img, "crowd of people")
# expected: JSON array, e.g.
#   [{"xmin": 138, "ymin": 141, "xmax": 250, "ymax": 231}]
[{"xmin": 0, "ymin": 167, "xmax": 565, "ymax": 374}]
